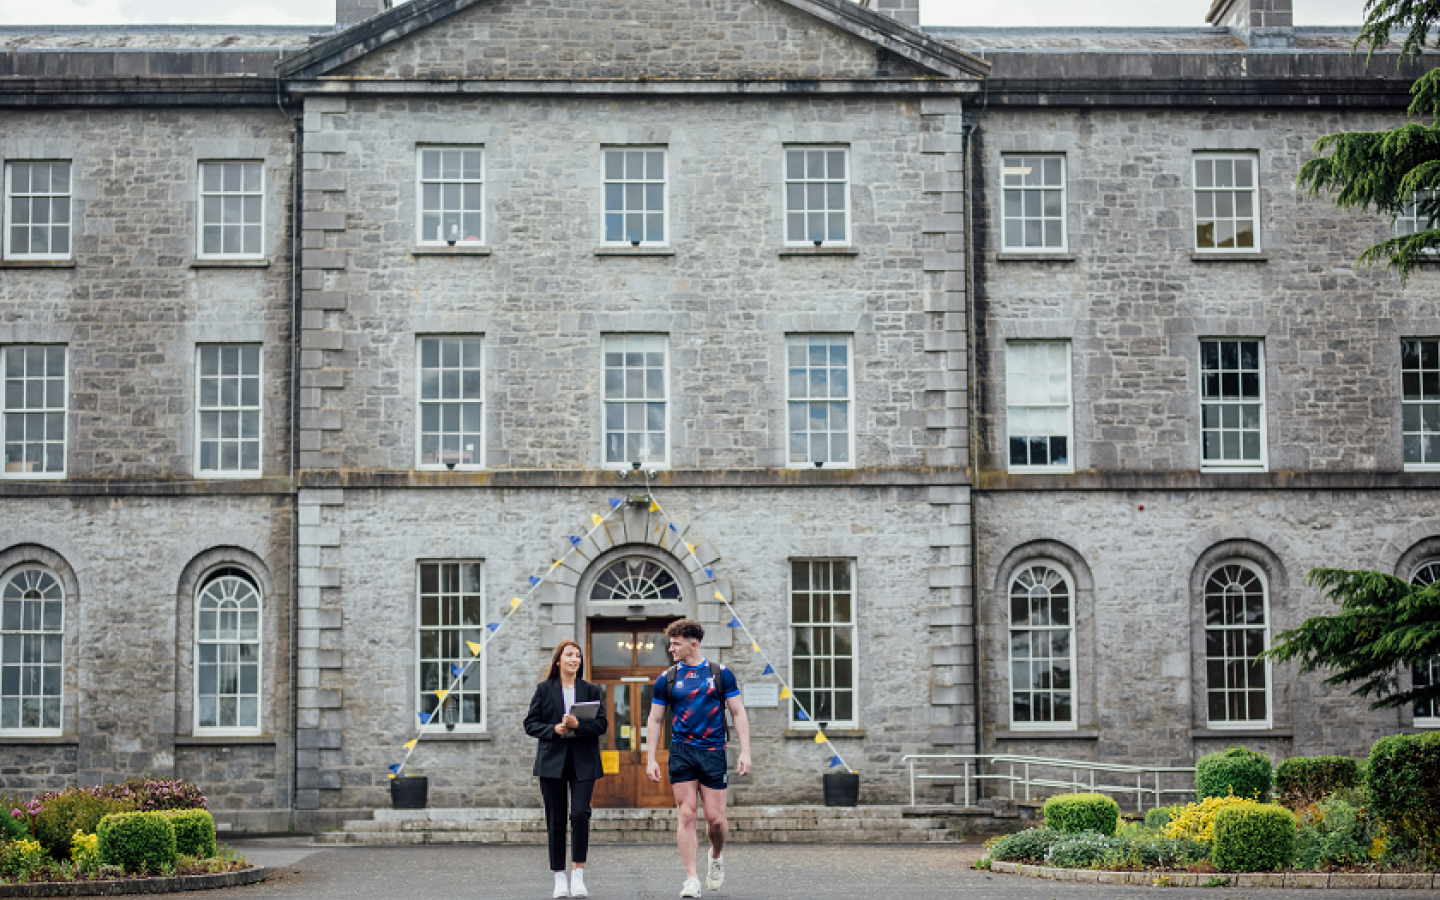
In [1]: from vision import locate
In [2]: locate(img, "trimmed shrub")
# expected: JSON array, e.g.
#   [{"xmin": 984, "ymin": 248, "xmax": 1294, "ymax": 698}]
[
  {"xmin": 162, "ymin": 808, "xmax": 217, "ymax": 858},
  {"xmin": 1163, "ymin": 793, "xmax": 1254, "ymax": 845},
  {"xmin": 1367, "ymin": 731, "xmax": 1440, "ymax": 845},
  {"xmin": 989, "ymin": 827, "xmax": 1063, "ymax": 862},
  {"xmin": 1043, "ymin": 793, "xmax": 1121, "ymax": 836},
  {"xmin": 1143, "ymin": 805, "xmax": 1182, "ymax": 832},
  {"xmin": 1211, "ymin": 803, "xmax": 1297, "ymax": 873},
  {"xmin": 1196, "ymin": 746, "xmax": 1273, "ymax": 802},
  {"xmin": 32, "ymin": 791, "xmax": 134, "ymax": 861},
  {"xmin": 97, "ymin": 811, "xmax": 177, "ymax": 874},
  {"xmin": 1276, "ymin": 755, "xmax": 1361, "ymax": 809},
  {"xmin": 1045, "ymin": 831, "xmax": 1127, "ymax": 869}
]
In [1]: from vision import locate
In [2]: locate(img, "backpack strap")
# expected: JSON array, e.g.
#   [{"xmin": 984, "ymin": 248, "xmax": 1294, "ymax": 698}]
[{"xmin": 708, "ymin": 660, "xmax": 734, "ymax": 744}]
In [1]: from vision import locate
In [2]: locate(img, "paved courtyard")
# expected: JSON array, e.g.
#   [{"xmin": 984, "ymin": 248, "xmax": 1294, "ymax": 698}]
[{"xmin": 163, "ymin": 839, "xmax": 1440, "ymax": 900}]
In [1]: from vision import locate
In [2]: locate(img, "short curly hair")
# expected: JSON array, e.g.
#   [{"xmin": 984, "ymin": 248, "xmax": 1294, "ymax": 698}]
[{"xmin": 664, "ymin": 618, "xmax": 705, "ymax": 643}]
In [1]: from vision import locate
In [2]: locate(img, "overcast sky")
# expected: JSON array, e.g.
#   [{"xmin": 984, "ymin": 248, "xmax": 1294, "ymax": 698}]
[{"xmin": 0, "ymin": 0, "xmax": 1371, "ymax": 29}]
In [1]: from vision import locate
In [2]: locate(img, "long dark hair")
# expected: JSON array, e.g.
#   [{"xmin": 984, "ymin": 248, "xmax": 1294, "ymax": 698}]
[{"xmin": 542, "ymin": 639, "xmax": 584, "ymax": 682}]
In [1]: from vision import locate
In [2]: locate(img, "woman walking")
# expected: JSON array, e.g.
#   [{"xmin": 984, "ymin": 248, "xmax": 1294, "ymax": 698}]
[{"xmin": 524, "ymin": 639, "xmax": 607, "ymax": 898}]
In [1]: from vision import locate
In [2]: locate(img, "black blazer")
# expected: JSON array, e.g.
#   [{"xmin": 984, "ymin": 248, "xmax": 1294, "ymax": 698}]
[{"xmin": 523, "ymin": 678, "xmax": 608, "ymax": 781}]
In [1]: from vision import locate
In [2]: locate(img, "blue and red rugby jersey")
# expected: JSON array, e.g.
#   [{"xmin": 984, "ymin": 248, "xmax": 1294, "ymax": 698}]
[{"xmin": 652, "ymin": 659, "xmax": 740, "ymax": 750}]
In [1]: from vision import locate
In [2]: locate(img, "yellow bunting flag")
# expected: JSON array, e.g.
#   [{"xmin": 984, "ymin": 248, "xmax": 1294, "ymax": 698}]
[
  {"xmin": 592, "ymin": 514, "xmax": 603, "ymax": 527},
  {"xmin": 814, "ymin": 730, "xmax": 828, "ymax": 744},
  {"xmin": 550, "ymin": 560, "xmax": 562, "ymax": 569},
  {"xmin": 686, "ymin": 543, "xmax": 696, "ymax": 554},
  {"xmin": 779, "ymin": 687, "xmax": 792, "ymax": 700},
  {"xmin": 389, "ymin": 774, "xmax": 397, "ymax": 780},
  {"xmin": 714, "ymin": 590, "xmax": 725, "ymax": 602},
  {"xmin": 649, "ymin": 501, "xmax": 659, "ymax": 513},
  {"xmin": 510, "ymin": 597, "xmax": 523, "ymax": 609},
  {"xmin": 435, "ymin": 689, "xmax": 450, "ymax": 703},
  {"xmin": 404, "ymin": 739, "xmax": 418, "ymax": 750},
  {"xmin": 752, "ymin": 642, "xmax": 761, "ymax": 653},
  {"xmin": 467, "ymin": 641, "xmax": 483, "ymax": 656}
]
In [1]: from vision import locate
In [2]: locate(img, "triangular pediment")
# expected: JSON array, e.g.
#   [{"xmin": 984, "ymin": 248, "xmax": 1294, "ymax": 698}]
[{"xmin": 278, "ymin": 0, "xmax": 988, "ymax": 81}]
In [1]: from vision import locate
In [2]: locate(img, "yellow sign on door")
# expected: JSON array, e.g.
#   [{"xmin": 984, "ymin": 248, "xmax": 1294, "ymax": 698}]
[{"xmin": 601, "ymin": 751, "xmax": 620, "ymax": 775}]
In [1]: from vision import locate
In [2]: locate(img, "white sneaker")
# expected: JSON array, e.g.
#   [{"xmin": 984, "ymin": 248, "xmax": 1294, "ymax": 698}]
[
  {"xmin": 705, "ymin": 856, "xmax": 724, "ymax": 891},
  {"xmin": 680, "ymin": 876, "xmax": 703, "ymax": 898},
  {"xmin": 570, "ymin": 869, "xmax": 588, "ymax": 898},
  {"xmin": 554, "ymin": 872, "xmax": 570, "ymax": 898}
]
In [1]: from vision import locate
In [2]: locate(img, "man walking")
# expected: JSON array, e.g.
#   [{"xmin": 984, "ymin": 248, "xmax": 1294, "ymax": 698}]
[{"xmin": 646, "ymin": 618, "xmax": 752, "ymax": 898}]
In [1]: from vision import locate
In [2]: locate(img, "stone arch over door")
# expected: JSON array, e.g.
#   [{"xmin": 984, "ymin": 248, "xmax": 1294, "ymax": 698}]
[{"xmin": 538, "ymin": 502, "xmax": 730, "ymax": 649}]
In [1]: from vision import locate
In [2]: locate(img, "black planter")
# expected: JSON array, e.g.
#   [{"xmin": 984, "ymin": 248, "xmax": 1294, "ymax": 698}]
[
  {"xmin": 390, "ymin": 775, "xmax": 429, "ymax": 809},
  {"xmin": 822, "ymin": 772, "xmax": 860, "ymax": 807}
]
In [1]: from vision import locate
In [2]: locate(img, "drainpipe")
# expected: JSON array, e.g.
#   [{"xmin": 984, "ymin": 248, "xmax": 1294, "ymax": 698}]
[
  {"xmin": 962, "ymin": 112, "xmax": 982, "ymax": 762},
  {"xmin": 289, "ymin": 105, "xmax": 303, "ymax": 832}
]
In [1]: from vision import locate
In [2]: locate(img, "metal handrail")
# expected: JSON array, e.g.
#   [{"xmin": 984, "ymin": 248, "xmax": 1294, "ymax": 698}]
[{"xmin": 900, "ymin": 753, "xmax": 1196, "ymax": 812}]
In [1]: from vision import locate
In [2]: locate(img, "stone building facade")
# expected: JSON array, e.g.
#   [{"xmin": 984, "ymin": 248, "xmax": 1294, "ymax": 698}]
[{"xmin": 0, "ymin": 0, "xmax": 1435, "ymax": 831}]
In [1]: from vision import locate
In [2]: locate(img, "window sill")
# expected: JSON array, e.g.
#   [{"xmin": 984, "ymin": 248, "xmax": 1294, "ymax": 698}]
[
  {"xmin": 594, "ymin": 247, "xmax": 675, "ymax": 257},
  {"xmin": 778, "ymin": 246, "xmax": 859, "ymax": 258},
  {"xmin": 1, "ymin": 473, "xmax": 67, "ymax": 480},
  {"xmin": 1200, "ymin": 466, "xmax": 1268, "ymax": 474},
  {"xmin": 411, "ymin": 245, "xmax": 492, "ymax": 257},
  {"xmin": 1006, "ymin": 467, "xmax": 1076, "ymax": 476},
  {"xmin": 411, "ymin": 731, "xmax": 493, "ymax": 741},
  {"xmin": 0, "ymin": 258, "xmax": 75, "ymax": 268},
  {"xmin": 0, "ymin": 735, "xmax": 77, "ymax": 745},
  {"xmin": 190, "ymin": 259, "xmax": 269, "ymax": 269},
  {"xmin": 995, "ymin": 729, "xmax": 1098, "ymax": 740},
  {"xmin": 1190, "ymin": 252, "xmax": 1268, "ymax": 262},
  {"xmin": 174, "ymin": 735, "xmax": 276, "ymax": 746},
  {"xmin": 784, "ymin": 727, "xmax": 865, "ymax": 739},
  {"xmin": 995, "ymin": 252, "xmax": 1075, "ymax": 263},
  {"xmin": 1192, "ymin": 728, "xmax": 1292, "ymax": 739}
]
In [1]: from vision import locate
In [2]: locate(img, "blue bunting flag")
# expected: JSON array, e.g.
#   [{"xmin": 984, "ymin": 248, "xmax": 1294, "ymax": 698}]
[
  {"xmin": 763, "ymin": 663, "xmax": 775, "ymax": 674},
  {"xmin": 796, "ymin": 709, "xmax": 809, "ymax": 721},
  {"xmin": 727, "ymin": 616, "xmax": 742, "ymax": 628}
]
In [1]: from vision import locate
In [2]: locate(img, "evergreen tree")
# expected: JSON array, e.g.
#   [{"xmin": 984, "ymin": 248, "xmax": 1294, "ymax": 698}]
[
  {"xmin": 1297, "ymin": 0, "xmax": 1440, "ymax": 283},
  {"xmin": 1263, "ymin": 569, "xmax": 1440, "ymax": 710}
]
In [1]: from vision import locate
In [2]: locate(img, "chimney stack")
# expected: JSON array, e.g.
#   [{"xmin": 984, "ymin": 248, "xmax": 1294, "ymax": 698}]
[
  {"xmin": 336, "ymin": 0, "xmax": 391, "ymax": 28},
  {"xmin": 868, "ymin": 0, "xmax": 920, "ymax": 29},
  {"xmin": 1206, "ymin": 0, "xmax": 1294, "ymax": 48}
]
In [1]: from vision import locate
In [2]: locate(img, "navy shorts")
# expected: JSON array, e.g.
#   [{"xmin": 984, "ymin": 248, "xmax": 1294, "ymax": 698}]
[{"xmin": 668, "ymin": 741, "xmax": 728, "ymax": 791}]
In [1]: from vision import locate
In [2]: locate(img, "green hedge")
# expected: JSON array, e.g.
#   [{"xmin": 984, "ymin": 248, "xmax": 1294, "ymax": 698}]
[
  {"xmin": 32, "ymin": 792, "xmax": 134, "ymax": 860},
  {"xmin": 1143, "ymin": 805, "xmax": 1182, "ymax": 831},
  {"xmin": 1211, "ymin": 803, "xmax": 1297, "ymax": 872},
  {"xmin": 1042, "ymin": 793, "xmax": 1120, "ymax": 836},
  {"xmin": 1367, "ymin": 730, "xmax": 1440, "ymax": 840},
  {"xmin": 162, "ymin": 808, "xmax": 216, "ymax": 858},
  {"xmin": 1196, "ymin": 746, "xmax": 1273, "ymax": 802},
  {"xmin": 1275, "ymin": 755, "xmax": 1361, "ymax": 808},
  {"xmin": 97, "ymin": 811, "xmax": 176, "ymax": 874}
]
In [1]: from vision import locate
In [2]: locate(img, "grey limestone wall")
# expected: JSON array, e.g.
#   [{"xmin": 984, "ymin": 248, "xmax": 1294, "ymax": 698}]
[
  {"xmin": 976, "ymin": 489, "xmax": 1440, "ymax": 769},
  {"xmin": 334, "ymin": 0, "xmax": 926, "ymax": 80},
  {"xmin": 0, "ymin": 109, "xmax": 294, "ymax": 479},
  {"xmin": 973, "ymin": 107, "xmax": 1440, "ymax": 475},
  {"xmin": 308, "ymin": 485, "xmax": 953, "ymax": 809}
]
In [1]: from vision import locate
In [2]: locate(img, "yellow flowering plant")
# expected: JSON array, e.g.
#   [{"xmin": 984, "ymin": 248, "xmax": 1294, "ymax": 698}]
[
  {"xmin": 1163, "ymin": 791, "xmax": 1257, "ymax": 845},
  {"xmin": 71, "ymin": 830, "xmax": 103, "ymax": 875}
]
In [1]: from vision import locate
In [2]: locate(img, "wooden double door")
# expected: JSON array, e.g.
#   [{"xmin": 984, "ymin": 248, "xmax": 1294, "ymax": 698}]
[{"xmin": 587, "ymin": 619, "xmax": 676, "ymax": 809}]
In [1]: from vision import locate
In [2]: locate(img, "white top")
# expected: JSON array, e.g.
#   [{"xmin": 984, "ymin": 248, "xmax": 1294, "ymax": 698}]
[{"xmin": 562, "ymin": 685, "xmax": 575, "ymax": 715}]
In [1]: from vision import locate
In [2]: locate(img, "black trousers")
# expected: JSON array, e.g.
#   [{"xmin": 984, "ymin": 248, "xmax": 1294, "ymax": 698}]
[{"xmin": 539, "ymin": 748, "xmax": 596, "ymax": 871}]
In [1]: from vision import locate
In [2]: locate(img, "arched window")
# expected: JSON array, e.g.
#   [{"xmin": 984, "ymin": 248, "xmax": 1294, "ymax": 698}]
[
  {"xmin": 196, "ymin": 568, "xmax": 261, "ymax": 732},
  {"xmin": 0, "ymin": 566, "xmax": 63, "ymax": 733},
  {"xmin": 1008, "ymin": 563, "xmax": 1074, "ymax": 728},
  {"xmin": 1409, "ymin": 561, "xmax": 1440, "ymax": 727},
  {"xmin": 1204, "ymin": 562, "xmax": 1270, "ymax": 726},
  {"xmin": 588, "ymin": 557, "xmax": 682, "ymax": 604}
]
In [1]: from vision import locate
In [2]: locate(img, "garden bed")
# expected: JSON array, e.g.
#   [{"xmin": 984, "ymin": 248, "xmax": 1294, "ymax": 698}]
[
  {"xmin": 0, "ymin": 865, "xmax": 265, "ymax": 897},
  {"xmin": 989, "ymin": 860, "xmax": 1438, "ymax": 889}
]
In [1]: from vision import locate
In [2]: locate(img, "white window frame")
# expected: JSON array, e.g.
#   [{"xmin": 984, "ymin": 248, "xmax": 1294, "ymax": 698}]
[
  {"xmin": 195, "ymin": 345, "xmax": 263, "ymax": 479},
  {"xmin": 2, "ymin": 345, "xmax": 67, "ymax": 480},
  {"xmin": 1193, "ymin": 152, "xmax": 1261, "ymax": 254},
  {"xmin": 1395, "ymin": 191, "xmax": 1437, "ymax": 250},
  {"xmin": 787, "ymin": 558, "xmax": 858, "ymax": 729},
  {"xmin": 783, "ymin": 146, "xmax": 851, "ymax": 247},
  {"xmin": 1407, "ymin": 560, "xmax": 1440, "ymax": 728},
  {"xmin": 1402, "ymin": 338, "xmax": 1440, "ymax": 472},
  {"xmin": 416, "ymin": 561, "xmax": 487, "ymax": 733},
  {"xmin": 197, "ymin": 160, "xmax": 265, "ymax": 260},
  {"xmin": 601, "ymin": 334, "xmax": 669, "ymax": 470},
  {"xmin": 602, "ymin": 147, "xmax": 668, "ymax": 247},
  {"xmin": 786, "ymin": 334, "xmax": 855, "ymax": 469},
  {"xmin": 1005, "ymin": 340, "xmax": 1074, "ymax": 474},
  {"xmin": 4, "ymin": 161, "xmax": 73, "ymax": 261},
  {"xmin": 1199, "ymin": 338, "xmax": 1268, "ymax": 472},
  {"xmin": 415, "ymin": 146, "xmax": 486, "ymax": 247},
  {"xmin": 1000, "ymin": 154, "xmax": 1067, "ymax": 253},
  {"xmin": 1202, "ymin": 560, "xmax": 1273, "ymax": 730},
  {"xmin": 1006, "ymin": 562, "xmax": 1077, "ymax": 732},
  {"xmin": 193, "ymin": 569, "xmax": 263, "ymax": 737},
  {"xmin": 0, "ymin": 565, "xmax": 65, "ymax": 737},
  {"xmin": 415, "ymin": 336, "xmax": 485, "ymax": 471}
]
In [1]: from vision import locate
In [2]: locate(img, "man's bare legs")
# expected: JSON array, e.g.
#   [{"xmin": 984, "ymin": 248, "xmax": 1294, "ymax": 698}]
[
  {"xmin": 673, "ymin": 780, "xmax": 702, "ymax": 880},
  {"xmin": 699, "ymin": 784, "xmax": 728, "ymax": 863}
]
